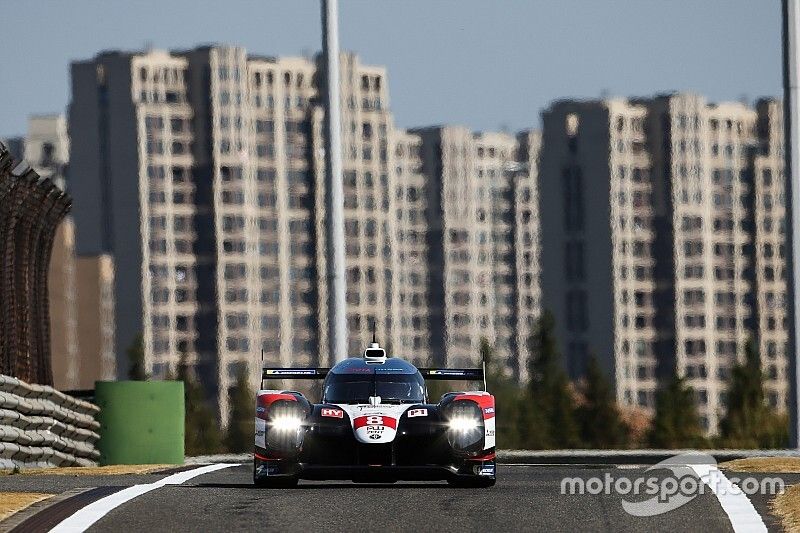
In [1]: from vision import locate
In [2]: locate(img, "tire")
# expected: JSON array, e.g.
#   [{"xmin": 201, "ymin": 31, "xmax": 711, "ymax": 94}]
[{"xmin": 254, "ymin": 476, "xmax": 298, "ymax": 488}]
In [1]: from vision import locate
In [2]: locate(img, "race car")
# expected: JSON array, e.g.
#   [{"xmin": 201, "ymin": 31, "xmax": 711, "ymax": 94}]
[{"xmin": 253, "ymin": 341, "xmax": 496, "ymax": 487}]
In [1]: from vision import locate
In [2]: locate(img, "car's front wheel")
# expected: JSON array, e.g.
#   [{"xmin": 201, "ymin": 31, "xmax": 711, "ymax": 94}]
[
  {"xmin": 447, "ymin": 476, "xmax": 496, "ymax": 488},
  {"xmin": 253, "ymin": 475, "xmax": 298, "ymax": 488}
]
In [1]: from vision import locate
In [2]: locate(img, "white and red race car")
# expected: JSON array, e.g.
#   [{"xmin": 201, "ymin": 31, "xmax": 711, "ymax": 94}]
[{"xmin": 254, "ymin": 342, "xmax": 496, "ymax": 487}]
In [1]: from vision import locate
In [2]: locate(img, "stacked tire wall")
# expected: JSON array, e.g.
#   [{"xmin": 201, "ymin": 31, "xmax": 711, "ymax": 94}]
[{"xmin": 0, "ymin": 374, "xmax": 100, "ymax": 468}]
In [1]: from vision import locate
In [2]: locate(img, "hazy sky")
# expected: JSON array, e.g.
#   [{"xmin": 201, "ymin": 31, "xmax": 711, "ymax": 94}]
[{"xmin": 0, "ymin": 0, "xmax": 782, "ymax": 137}]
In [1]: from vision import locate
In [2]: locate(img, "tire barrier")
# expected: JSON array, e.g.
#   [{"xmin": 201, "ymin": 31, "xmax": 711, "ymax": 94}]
[
  {"xmin": 0, "ymin": 142, "xmax": 71, "ymax": 385},
  {"xmin": 0, "ymin": 374, "xmax": 100, "ymax": 468}
]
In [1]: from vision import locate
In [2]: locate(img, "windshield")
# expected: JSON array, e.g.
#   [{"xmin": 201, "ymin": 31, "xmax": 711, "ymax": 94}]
[{"xmin": 323, "ymin": 372, "xmax": 425, "ymax": 404}]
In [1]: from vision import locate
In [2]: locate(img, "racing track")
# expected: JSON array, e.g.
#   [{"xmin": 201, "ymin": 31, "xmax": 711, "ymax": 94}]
[{"xmin": 3, "ymin": 462, "xmax": 796, "ymax": 532}]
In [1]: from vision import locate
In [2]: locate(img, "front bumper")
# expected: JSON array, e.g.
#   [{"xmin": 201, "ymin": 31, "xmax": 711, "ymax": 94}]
[{"xmin": 253, "ymin": 452, "xmax": 496, "ymax": 482}]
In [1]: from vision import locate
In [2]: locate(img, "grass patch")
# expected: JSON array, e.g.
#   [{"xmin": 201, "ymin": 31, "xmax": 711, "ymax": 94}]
[
  {"xmin": 772, "ymin": 484, "xmax": 800, "ymax": 532},
  {"xmin": 0, "ymin": 492, "xmax": 52, "ymax": 521},
  {"xmin": 719, "ymin": 457, "xmax": 800, "ymax": 473}
]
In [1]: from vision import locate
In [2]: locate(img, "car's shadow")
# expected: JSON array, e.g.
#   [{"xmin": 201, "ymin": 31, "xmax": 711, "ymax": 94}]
[{"xmin": 191, "ymin": 482, "xmax": 459, "ymax": 490}]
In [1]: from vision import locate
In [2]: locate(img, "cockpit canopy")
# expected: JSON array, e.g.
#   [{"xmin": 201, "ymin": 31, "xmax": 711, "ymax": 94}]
[{"xmin": 322, "ymin": 357, "xmax": 426, "ymax": 404}]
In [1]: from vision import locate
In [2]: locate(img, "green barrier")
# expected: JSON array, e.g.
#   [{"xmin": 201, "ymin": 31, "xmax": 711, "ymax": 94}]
[{"xmin": 95, "ymin": 381, "xmax": 185, "ymax": 465}]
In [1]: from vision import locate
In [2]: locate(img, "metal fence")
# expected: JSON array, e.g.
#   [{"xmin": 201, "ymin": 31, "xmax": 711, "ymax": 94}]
[
  {"xmin": 0, "ymin": 374, "xmax": 100, "ymax": 468},
  {"xmin": 0, "ymin": 142, "xmax": 71, "ymax": 385}
]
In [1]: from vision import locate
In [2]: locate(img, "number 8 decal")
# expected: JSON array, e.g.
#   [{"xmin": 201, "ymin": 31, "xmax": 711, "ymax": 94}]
[{"xmin": 366, "ymin": 415, "xmax": 384, "ymax": 426}]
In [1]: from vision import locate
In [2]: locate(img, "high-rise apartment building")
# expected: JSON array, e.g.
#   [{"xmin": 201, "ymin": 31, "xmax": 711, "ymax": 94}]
[
  {"xmin": 69, "ymin": 47, "xmax": 410, "ymax": 422},
  {"xmin": 411, "ymin": 126, "xmax": 541, "ymax": 376},
  {"xmin": 24, "ymin": 115, "xmax": 70, "ymax": 191},
  {"xmin": 390, "ymin": 130, "xmax": 434, "ymax": 365},
  {"xmin": 540, "ymin": 93, "xmax": 787, "ymax": 433},
  {"xmin": 74, "ymin": 254, "xmax": 117, "ymax": 389},
  {"xmin": 69, "ymin": 46, "xmax": 542, "ymax": 422}
]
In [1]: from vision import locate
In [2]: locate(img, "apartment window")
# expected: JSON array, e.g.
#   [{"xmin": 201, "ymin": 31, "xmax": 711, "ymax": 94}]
[
  {"xmin": 147, "ymin": 140, "xmax": 164, "ymax": 155},
  {"xmin": 147, "ymin": 165, "xmax": 165, "ymax": 180},
  {"xmin": 683, "ymin": 240, "xmax": 703, "ymax": 257},
  {"xmin": 145, "ymin": 116, "xmax": 164, "ymax": 131},
  {"xmin": 763, "ymin": 168, "xmax": 773, "ymax": 186},
  {"xmin": 261, "ymin": 315, "xmax": 279, "ymax": 330},
  {"xmin": 258, "ymin": 192, "xmax": 276, "ymax": 208},
  {"xmin": 173, "ymin": 191, "xmax": 190, "ymax": 204},
  {"xmin": 256, "ymin": 144, "xmax": 275, "ymax": 158},
  {"xmin": 256, "ymin": 120, "xmax": 274, "ymax": 133},
  {"xmin": 222, "ymin": 190, "xmax": 244, "ymax": 205},
  {"xmin": 172, "ymin": 166, "xmax": 188, "ymax": 183},
  {"xmin": 149, "ymin": 191, "xmax": 166, "ymax": 204},
  {"xmin": 256, "ymin": 169, "xmax": 275, "ymax": 183},
  {"xmin": 684, "ymin": 339, "xmax": 706, "ymax": 356}
]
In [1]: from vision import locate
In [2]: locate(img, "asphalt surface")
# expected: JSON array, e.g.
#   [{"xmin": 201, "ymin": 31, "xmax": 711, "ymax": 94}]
[{"xmin": 2, "ymin": 463, "xmax": 795, "ymax": 532}]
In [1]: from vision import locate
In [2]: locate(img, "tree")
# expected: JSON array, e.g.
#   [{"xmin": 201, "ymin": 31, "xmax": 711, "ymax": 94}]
[
  {"xmin": 648, "ymin": 373, "xmax": 706, "ymax": 448},
  {"xmin": 718, "ymin": 339, "xmax": 788, "ymax": 448},
  {"xmin": 126, "ymin": 333, "xmax": 148, "ymax": 381},
  {"xmin": 577, "ymin": 356, "xmax": 629, "ymax": 448},
  {"xmin": 225, "ymin": 367, "xmax": 255, "ymax": 452},
  {"xmin": 479, "ymin": 337, "xmax": 524, "ymax": 448},
  {"xmin": 519, "ymin": 311, "xmax": 580, "ymax": 449},
  {"xmin": 177, "ymin": 352, "xmax": 222, "ymax": 455}
]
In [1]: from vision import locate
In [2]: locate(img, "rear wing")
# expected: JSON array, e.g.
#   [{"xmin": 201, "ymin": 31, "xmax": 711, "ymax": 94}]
[
  {"xmin": 418, "ymin": 368, "xmax": 484, "ymax": 381},
  {"xmin": 260, "ymin": 366, "xmax": 486, "ymax": 390},
  {"xmin": 262, "ymin": 368, "xmax": 330, "ymax": 379}
]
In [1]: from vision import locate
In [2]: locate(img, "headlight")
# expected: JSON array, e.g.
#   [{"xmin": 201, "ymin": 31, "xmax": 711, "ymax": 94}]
[
  {"xmin": 270, "ymin": 415, "xmax": 303, "ymax": 432},
  {"xmin": 445, "ymin": 400, "xmax": 485, "ymax": 454},
  {"xmin": 448, "ymin": 416, "xmax": 481, "ymax": 432}
]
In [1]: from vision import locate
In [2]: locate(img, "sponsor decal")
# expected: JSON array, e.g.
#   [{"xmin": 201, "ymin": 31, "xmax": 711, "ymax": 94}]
[
  {"xmin": 429, "ymin": 370, "xmax": 467, "ymax": 376},
  {"xmin": 321, "ymin": 408, "xmax": 343, "ymax": 418},
  {"xmin": 354, "ymin": 406, "xmax": 388, "ymax": 412},
  {"xmin": 265, "ymin": 369, "xmax": 317, "ymax": 375},
  {"xmin": 473, "ymin": 463, "xmax": 495, "ymax": 476},
  {"xmin": 346, "ymin": 367, "xmax": 373, "ymax": 373},
  {"xmin": 257, "ymin": 464, "xmax": 281, "ymax": 476},
  {"xmin": 353, "ymin": 415, "xmax": 397, "ymax": 429},
  {"xmin": 366, "ymin": 425, "xmax": 385, "ymax": 439},
  {"xmin": 484, "ymin": 407, "xmax": 495, "ymax": 415},
  {"xmin": 256, "ymin": 406, "xmax": 266, "ymax": 413},
  {"xmin": 407, "ymin": 408, "xmax": 428, "ymax": 418}
]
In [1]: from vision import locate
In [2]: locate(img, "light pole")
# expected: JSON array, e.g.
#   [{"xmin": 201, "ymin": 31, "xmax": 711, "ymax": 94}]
[
  {"xmin": 783, "ymin": 0, "xmax": 800, "ymax": 447},
  {"xmin": 321, "ymin": 0, "xmax": 347, "ymax": 363}
]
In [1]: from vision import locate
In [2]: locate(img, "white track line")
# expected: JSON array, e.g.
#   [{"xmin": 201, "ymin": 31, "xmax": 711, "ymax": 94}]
[
  {"xmin": 48, "ymin": 463, "xmax": 239, "ymax": 533},
  {"xmin": 687, "ymin": 464, "xmax": 767, "ymax": 533}
]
